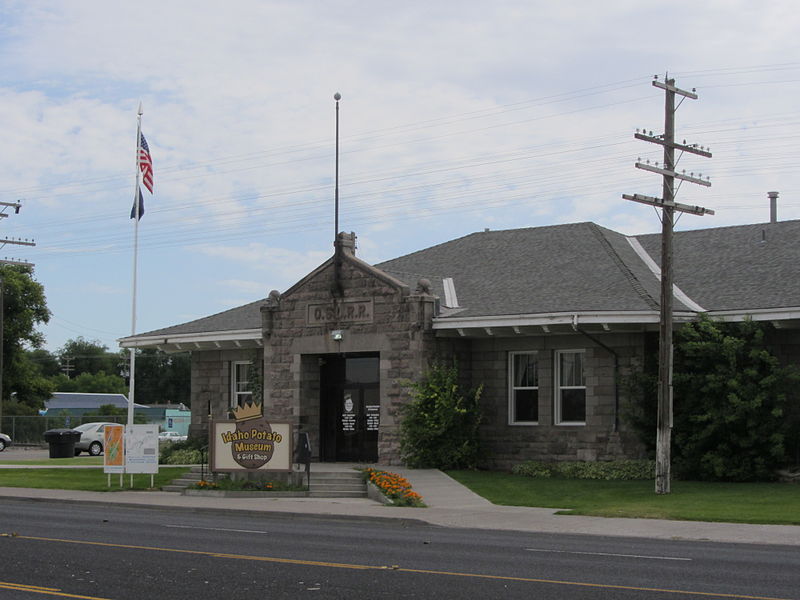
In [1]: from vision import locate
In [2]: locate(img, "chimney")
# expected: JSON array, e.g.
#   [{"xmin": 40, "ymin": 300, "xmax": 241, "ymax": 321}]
[
  {"xmin": 337, "ymin": 231, "xmax": 357, "ymax": 256},
  {"xmin": 768, "ymin": 191, "xmax": 779, "ymax": 224}
]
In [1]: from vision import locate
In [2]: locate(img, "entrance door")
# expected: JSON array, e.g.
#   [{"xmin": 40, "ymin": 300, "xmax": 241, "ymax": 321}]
[{"xmin": 320, "ymin": 355, "xmax": 379, "ymax": 462}]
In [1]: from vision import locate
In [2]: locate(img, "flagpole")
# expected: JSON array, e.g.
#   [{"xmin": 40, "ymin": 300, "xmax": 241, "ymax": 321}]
[
  {"xmin": 334, "ymin": 92, "xmax": 340, "ymax": 242},
  {"xmin": 128, "ymin": 103, "xmax": 143, "ymax": 427}
]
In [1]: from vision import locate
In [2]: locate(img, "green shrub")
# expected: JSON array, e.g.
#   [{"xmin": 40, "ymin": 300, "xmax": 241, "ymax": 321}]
[
  {"xmin": 624, "ymin": 317, "xmax": 800, "ymax": 481},
  {"xmin": 160, "ymin": 436, "xmax": 206, "ymax": 465},
  {"xmin": 161, "ymin": 448, "xmax": 203, "ymax": 465},
  {"xmin": 600, "ymin": 460, "xmax": 656, "ymax": 480},
  {"xmin": 512, "ymin": 459, "xmax": 655, "ymax": 480},
  {"xmin": 399, "ymin": 362, "xmax": 483, "ymax": 469},
  {"xmin": 511, "ymin": 462, "xmax": 553, "ymax": 478}
]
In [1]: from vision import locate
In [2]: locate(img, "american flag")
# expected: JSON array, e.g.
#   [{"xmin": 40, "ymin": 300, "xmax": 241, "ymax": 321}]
[{"xmin": 139, "ymin": 132, "xmax": 154, "ymax": 193}]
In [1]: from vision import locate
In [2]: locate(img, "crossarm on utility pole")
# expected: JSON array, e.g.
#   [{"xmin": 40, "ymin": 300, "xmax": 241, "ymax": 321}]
[{"xmin": 623, "ymin": 76, "xmax": 713, "ymax": 495}]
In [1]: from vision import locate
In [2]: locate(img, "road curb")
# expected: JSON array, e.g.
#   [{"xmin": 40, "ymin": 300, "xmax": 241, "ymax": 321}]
[{"xmin": 0, "ymin": 491, "xmax": 435, "ymax": 529}]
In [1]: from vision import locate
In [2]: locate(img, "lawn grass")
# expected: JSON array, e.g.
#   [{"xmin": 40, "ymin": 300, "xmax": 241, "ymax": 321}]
[
  {"xmin": 447, "ymin": 470, "xmax": 800, "ymax": 525},
  {"xmin": 0, "ymin": 457, "xmax": 103, "ymax": 466},
  {"xmin": 0, "ymin": 467, "xmax": 190, "ymax": 491}
]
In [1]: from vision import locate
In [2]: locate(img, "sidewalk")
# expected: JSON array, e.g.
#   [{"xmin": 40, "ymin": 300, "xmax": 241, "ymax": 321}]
[{"xmin": 1, "ymin": 458, "xmax": 798, "ymax": 547}]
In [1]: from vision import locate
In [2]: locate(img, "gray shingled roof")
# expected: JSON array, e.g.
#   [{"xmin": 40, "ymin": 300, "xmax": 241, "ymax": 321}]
[
  {"xmin": 378, "ymin": 222, "xmax": 670, "ymax": 318},
  {"xmin": 636, "ymin": 220, "xmax": 800, "ymax": 312},
  {"xmin": 133, "ymin": 298, "xmax": 265, "ymax": 338},
  {"xmin": 129, "ymin": 219, "xmax": 800, "ymax": 339}
]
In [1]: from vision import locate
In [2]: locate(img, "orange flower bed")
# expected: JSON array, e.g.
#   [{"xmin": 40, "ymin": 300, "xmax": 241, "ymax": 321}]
[{"xmin": 365, "ymin": 468, "xmax": 424, "ymax": 507}]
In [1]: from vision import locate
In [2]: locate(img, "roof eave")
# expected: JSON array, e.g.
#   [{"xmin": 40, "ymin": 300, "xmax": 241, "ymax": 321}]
[
  {"xmin": 433, "ymin": 306, "xmax": 800, "ymax": 337},
  {"xmin": 706, "ymin": 307, "xmax": 800, "ymax": 329},
  {"xmin": 119, "ymin": 329, "xmax": 263, "ymax": 352},
  {"xmin": 432, "ymin": 310, "xmax": 692, "ymax": 337}
]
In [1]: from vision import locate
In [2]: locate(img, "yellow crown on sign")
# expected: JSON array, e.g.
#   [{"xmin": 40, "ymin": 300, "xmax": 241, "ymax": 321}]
[{"xmin": 231, "ymin": 401, "xmax": 263, "ymax": 422}]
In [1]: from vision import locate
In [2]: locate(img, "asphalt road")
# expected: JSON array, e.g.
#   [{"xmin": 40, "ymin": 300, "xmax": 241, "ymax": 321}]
[{"xmin": 0, "ymin": 500, "xmax": 798, "ymax": 599}]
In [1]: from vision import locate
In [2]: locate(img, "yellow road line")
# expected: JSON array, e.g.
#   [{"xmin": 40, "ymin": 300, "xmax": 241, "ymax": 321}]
[
  {"xmin": 0, "ymin": 580, "xmax": 111, "ymax": 600},
  {"xmin": 0, "ymin": 582, "xmax": 60, "ymax": 591},
  {"xmin": 7, "ymin": 535, "xmax": 795, "ymax": 600}
]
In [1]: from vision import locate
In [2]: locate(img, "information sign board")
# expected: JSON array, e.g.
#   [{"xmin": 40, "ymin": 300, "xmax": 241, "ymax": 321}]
[
  {"xmin": 125, "ymin": 424, "xmax": 159, "ymax": 474},
  {"xmin": 103, "ymin": 424, "xmax": 125, "ymax": 474}
]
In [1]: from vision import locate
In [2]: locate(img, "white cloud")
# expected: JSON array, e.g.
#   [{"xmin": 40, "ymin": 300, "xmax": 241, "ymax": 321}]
[{"xmin": 0, "ymin": 0, "xmax": 797, "ymax": 350}]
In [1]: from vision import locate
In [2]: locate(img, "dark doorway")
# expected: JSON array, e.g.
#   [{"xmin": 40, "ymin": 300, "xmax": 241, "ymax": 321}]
[{"xmin": 320, "ymin": 354, "xmax": 379, "ymax": 462}]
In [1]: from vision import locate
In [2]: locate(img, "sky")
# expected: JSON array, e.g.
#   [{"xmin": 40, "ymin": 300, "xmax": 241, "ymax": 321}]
[{"xmin": 0, "ymin": 0, "xmax": 798, "ymax": 354}]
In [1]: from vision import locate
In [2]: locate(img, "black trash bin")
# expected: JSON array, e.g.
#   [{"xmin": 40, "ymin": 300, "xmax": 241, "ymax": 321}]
[{"xmin": 43, "ymin": 428, "xmax": 82, "ymax": 459}]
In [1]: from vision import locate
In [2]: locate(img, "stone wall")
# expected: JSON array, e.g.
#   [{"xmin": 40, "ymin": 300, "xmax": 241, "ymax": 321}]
[
  {"xmin": 262, "ymin": 242, "xmax": 438, "ymax": 465},
  {"xmin": 188, "ymin": 348, "xmax": 261, "ymax": 439},
  {"xmin": 467, "ymin": 331, "xmax": 647, "ymax": 469}
]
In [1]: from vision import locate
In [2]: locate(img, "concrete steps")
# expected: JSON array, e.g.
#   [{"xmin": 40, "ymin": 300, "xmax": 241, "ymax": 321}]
[
  {"xmin": 161, "ymin": 466, "xmax": 206, "ymax": 493},
  {"xmin": 307, "ymin": 469, "xmax": 366, "ymax": 498}
]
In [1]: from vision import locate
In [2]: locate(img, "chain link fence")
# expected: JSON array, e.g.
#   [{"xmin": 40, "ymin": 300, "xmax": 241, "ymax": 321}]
[{"xmin": 0, "ymin": 415, "xmax": 127, "ymax": 445}]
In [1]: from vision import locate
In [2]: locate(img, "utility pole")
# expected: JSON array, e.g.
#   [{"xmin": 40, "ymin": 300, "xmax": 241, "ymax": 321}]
[
  {"xmin": 0, "ymin": 200, "xmax": 36, "ymax": 427},
  {"xmin": 61, "ymin": 356, "xmax": 75, "ymax": 378},
  {"xmin": 623, "ymin": 76, "xmax": 713, "ymax": 494}
]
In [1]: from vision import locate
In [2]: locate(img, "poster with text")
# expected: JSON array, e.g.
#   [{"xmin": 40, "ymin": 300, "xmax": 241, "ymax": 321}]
[{"xmin": 125, "ymin": 424, "xmax": 159, "ymax": 474}]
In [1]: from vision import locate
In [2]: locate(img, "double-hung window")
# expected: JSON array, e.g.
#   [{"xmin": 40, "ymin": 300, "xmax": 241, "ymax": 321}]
[
  {"xmin": 230, "ymin": 361, "xmax": 252, "ymax": 408},
  {"xmin": 555, "ymin": 350, "xmax": 586, "ymax": 424},
  {"xmin": 509, "ymin": 351, "xmax": 539, "ymax": 424}
]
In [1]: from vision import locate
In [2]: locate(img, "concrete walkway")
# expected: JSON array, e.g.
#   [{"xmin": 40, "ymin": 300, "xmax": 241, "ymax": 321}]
[{"xmin": 1, "ymin": 448, "xmax": 799, "ymax": 547}]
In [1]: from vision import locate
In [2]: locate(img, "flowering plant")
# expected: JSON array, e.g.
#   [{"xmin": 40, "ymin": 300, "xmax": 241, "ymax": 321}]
[
  {"xmin": 364, "ymin": 468, "xmax": 424, "ymax": 507},
  {"xmin": 191, "ymin": 478, "xmax": 299, "ymax": 491},
  {"xmin": 195, "ymin": 480, "xmax": 219, "ymax": 489}
]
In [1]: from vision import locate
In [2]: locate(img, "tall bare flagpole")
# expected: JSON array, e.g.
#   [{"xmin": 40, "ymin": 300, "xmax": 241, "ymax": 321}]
[
  {"xmin": 128, "ymin": 103, "xmax": 143, "ymax": 427},
  {"xmin": 334, "ymin": 92, "xmax": 341, "ymax": 241}
]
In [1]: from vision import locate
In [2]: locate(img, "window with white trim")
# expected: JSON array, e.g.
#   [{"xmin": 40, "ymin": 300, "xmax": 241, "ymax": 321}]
[
  {"xmin": 509, "ymin": 351, "xmax": 539, "ymax": 424},
  {"xmin": 230, "ymin": 361, "xmax": 252, "ymax": 408},
  {"xmin": 555, "ymin": 350, "xmax": 586, "ymax": 424}
]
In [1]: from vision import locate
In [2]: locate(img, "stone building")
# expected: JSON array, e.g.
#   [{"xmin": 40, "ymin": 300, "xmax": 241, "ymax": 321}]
[{"xmin": 120, "ymin": 219, "xmax": 800, "ymax": 468}]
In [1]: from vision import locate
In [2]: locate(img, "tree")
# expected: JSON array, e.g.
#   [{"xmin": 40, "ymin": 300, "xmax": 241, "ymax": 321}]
[
  {"xmin": 1, "ymin": 265, "xmax": 52, "ymax": 416},
  {"xmin": 128, "ymin": 348, "xmax": 191, "ymax": 405},
  {"xmin": 58, "ymin": 337, "xmax": 119, "ymax": 377},
  {"xmin": 625, "ymin": 316, "xmax": 800, "ymax": 481},
  {"xmin": 50, "ymin": 371, "xmax": 127, "ymax": 395},
  {"xmin": 27, "ymin": 348, "xmax": 61, "ymax": 377}
]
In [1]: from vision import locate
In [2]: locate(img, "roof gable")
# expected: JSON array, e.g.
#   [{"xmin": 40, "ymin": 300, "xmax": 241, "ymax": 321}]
[{"xmin": 281, "ymin": 251, "xmax": 410, "ymax": 300}]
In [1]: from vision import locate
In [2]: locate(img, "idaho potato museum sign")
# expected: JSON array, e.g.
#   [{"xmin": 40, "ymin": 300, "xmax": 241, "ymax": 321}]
[{"xmin": 210, "ymin": 402, "xmax": 292, "ymax": 472}]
